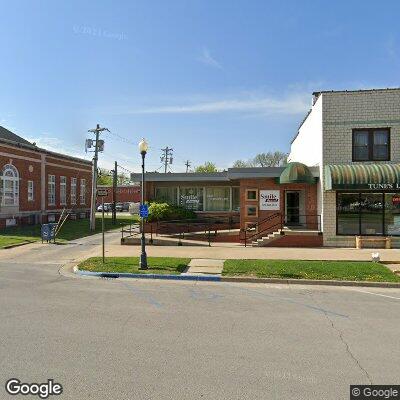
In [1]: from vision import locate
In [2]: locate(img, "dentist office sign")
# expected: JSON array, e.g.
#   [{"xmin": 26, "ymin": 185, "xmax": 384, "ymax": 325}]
[{"xmin": 259, "ymin": 190, "xmax": 280, "ymax": 211}]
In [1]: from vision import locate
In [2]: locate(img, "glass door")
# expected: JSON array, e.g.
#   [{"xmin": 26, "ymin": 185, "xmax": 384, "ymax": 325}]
[{"xmin": 285, "ymin": 191, "xmax": 300, "ymax": 225}]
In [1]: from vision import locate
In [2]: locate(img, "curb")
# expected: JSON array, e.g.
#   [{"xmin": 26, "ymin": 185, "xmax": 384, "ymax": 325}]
[
  {"xmin": 74, "ymin": 267, "xmax": 221, "ymax": 282},
  {"xmin": 220, "ymin": 276, "xmax": 400, "ymax": 288},
  {"xmin": 73, "ymin": 267, "xmax": 400, "ymax": 287},
  {"xmin": 1, "ymin": 240, "xmax": 35, "ymax": 250}
]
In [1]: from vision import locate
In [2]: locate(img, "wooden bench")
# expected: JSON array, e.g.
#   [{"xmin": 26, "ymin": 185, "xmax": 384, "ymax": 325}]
[{"xmin": 355, "ymin": 236, "xmax": 392, "ymax": 249}]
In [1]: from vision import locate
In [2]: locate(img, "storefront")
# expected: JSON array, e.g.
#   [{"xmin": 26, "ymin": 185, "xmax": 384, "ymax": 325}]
[
  {"xmin": 325, "ymin": 164, "xmax": 400, "ymax": 237},
  {"xmin": 131, "ymin": 163, "xmax": 321, "ymax": 246}
]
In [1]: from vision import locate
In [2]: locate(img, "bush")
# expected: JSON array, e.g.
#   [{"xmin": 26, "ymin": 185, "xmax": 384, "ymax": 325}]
[{"xmin": 147, "ymin": 202, "xmax": 196, "ymax": 222}]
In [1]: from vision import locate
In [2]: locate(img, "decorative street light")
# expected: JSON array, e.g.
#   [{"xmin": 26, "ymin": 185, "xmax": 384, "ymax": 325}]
[{"xmin": 138, "ymin": 138, "xmax": 149, "ymax": 270}]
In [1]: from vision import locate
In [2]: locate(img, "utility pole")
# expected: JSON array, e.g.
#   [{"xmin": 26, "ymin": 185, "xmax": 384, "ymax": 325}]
[
  {"xmin": 160, "ymin": 147, "xmax": 173, "ymax": 173},
  {"xmin": 87, "ymin": 124, "xmax": 109, "ymax": 231},
  {"xmin": 112, "ymin": 161, "xmax": 117, "ymax": 225},
  {"xmin": 185, "ymin": 160, "xmax": 191, "ymax": 173}
]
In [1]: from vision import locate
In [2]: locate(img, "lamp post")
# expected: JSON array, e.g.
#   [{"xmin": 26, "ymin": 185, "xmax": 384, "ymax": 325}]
[{"xmin": 138, "ymin": 138, "xmax": 149, "ymax": 270}]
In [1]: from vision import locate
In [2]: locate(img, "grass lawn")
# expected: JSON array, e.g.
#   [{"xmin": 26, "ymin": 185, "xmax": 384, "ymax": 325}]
[
  {"xmin": 0, "ymin": 214, "xmax": 139, "ymax": 248},
  {"xmin": 78, "ymin": 257, "xmax": 190, "ymax": 274},
  {"xmin": 223, "ymin": 259, "xmax": 400, "ymax": 282}
]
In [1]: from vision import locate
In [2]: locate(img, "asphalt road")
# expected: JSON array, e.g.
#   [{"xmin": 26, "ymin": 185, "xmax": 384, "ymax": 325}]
[{"xmin": 0, "ymin": 231, "xmax": 399, "ymax": 399}]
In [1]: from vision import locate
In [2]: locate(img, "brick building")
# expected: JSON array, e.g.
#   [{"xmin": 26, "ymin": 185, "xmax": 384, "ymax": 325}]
[
  {"xmin": 0, "ymin": 126, "xmax": 92, "ymax": 228},
  {"xmin": 131, "ymin": 167, "xmax": 321, "ymax": 247},
  {"xmin": 97, "ymin": 184, "xmax": 140, "ymax": 204},
  {"xmin": 289, "ymin": 88, "xmax": 400, "ymax": 247}
]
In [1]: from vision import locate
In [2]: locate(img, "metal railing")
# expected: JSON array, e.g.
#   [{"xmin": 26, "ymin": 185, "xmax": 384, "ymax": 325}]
[{"xmin": 241, "ymin": 214, "xmax": 321, "ymax": 247}]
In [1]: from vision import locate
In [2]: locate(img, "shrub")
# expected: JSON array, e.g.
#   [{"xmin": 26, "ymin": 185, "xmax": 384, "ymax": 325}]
[{"xmin": 147, "ymin": 202, "xmax": 196, "ymax": 222}]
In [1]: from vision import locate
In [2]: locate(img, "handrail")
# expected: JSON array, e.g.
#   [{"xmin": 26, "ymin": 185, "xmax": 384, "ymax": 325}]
[
  {"xmin": 242, "ymin": 214, "xmax": 321, "ymax": 247},
  {"xmin": 246, "ymin": 212, "xmax": 281, "ymax": 231}
]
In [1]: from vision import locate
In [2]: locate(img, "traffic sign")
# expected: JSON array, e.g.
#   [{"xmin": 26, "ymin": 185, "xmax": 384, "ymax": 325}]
[
  {"xmin": 97, "ymin": 188, "xmax": 108, "ymax": 197},
  {"xmin": 139, "ymin": 204, "xmax": 149, "ymax": 218}
]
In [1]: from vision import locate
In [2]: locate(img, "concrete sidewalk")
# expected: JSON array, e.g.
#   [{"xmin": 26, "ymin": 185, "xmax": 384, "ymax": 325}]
[{"xmin": 104, "ymin": 243, "xmax": 400, "ymax": 262}]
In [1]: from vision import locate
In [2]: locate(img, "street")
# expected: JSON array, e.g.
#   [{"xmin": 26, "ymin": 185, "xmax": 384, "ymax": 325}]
[{"xmin": 0, "ymin": 232, "xmax": 399, "ymax": 399}]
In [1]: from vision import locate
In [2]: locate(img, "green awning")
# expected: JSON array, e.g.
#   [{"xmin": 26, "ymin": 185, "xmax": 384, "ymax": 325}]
[
  {"xmin": 324, "ymin": 164, "xmax": 400, "ymax": 190},
  {"xmin": 279, "ymin": 162, "xmax": 315, "ymax": 184}
]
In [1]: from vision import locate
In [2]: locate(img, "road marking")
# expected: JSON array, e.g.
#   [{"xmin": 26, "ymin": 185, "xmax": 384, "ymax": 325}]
[{"xmin": 355, "ymin": 290, "xmax": 400, "ymax": 300}]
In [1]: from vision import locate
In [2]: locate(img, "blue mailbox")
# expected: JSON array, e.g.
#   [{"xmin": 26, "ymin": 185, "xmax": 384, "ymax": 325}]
[{"xmin": 41, "ymin": 223, "xmax": 57, "ymax": 243}]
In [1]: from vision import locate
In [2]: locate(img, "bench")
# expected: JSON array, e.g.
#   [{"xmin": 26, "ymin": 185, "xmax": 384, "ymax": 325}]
[{"xmin": 355, "ymin": 236, "xmax": 392, "ymax": 249}]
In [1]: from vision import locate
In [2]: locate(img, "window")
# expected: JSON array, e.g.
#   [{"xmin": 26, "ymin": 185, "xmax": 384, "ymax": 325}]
[
  {"xmin": 246, "ymin": 205, "xmax": 258, "ymax": 217},
  {"xmin": 337, "ymin": 193, "xmax": 360, "ymax": 235},
  {"xmin": 246, "ymin": 189, "xmax": 258, "ymax": 201},
  {"xmin": 385, "ymin": 193, "xmax": 400, "ymax": 235},
  {"xmin": 28, "ymin": 181, "xmax": 34, "ymax": 201},
  {"xmin": 155, "ymin": 187, "xmax": 177, "ymax": 205},
  {"xmin": 353, "ymin": 128, "xmax": 390, "ymax": 161},
  {"xmin": 336, "ymin": 192, "xmax": 400, "ymax": 236},
  {"xmin": 179, "ymin": 187, "xmax": 203, "ymax": 211},
  {"xmin": 205, "ymin": 187, "xmax": 230, "ymax": 211},
  {"xmin": 71, "ymin": 178, "xmax": 77, "ymax": 205},
  {"xmin": 80, "ymin": 179, "xmax": 86, "ymax": 205},
  {"xmin": 48, "ymin": 175, "xmax": 55, "ymax": 206},
  {"xmin": 0, "ymin": 164, "xmax": 19, "ymax": 206},
  {"xmin": 232, "ymin": 187, "xmax": 240, "ymax": 212},
  {"xmin": 60, "ymin": 176, "xmax": 67, "ymax": 205}
]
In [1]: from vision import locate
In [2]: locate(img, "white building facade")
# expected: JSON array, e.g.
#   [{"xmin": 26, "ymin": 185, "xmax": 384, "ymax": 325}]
[{"xmin": 289, "ymin": 88, "xmax": 400, "ymax": 247}]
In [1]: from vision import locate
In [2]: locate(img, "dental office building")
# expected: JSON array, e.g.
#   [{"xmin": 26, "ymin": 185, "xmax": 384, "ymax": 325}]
[{"xmin": 133, "ymin": 87, "xmax": 400, "ymax": 247}]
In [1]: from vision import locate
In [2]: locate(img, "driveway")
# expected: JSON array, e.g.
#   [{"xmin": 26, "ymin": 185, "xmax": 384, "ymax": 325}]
[{"xmin": 0, "ymin": 230, "xmax": 399, "ymax": 399}]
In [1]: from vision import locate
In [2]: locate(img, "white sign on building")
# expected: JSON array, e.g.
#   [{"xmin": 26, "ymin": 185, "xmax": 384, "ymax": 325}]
[{"xmin": 259, "ymin": 190, "xmax": 280, "ymax": 211}]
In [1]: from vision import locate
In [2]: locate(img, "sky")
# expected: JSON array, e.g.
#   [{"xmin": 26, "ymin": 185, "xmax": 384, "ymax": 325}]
[{"xmin": 0, "ymin": 0, "xmax": 399, "ymax": 174}]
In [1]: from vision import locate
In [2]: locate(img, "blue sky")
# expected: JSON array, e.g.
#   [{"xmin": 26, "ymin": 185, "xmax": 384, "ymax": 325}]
[{"xmin": 0, "ymin": 0, "xmax": 399, "ymax": 173}]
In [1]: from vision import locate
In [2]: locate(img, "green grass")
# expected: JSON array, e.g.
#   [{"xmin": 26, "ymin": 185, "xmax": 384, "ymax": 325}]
[
  {"xmin": 223, "ymin": 259, "xmax": 400, "ymax": 282},
  {"xmin": 78, "ymin": 257, "xmax": 190, "ymax": 274},
  {"xmin": 0, "ymin": 214, "xmax": 139, "ymax": 248}
]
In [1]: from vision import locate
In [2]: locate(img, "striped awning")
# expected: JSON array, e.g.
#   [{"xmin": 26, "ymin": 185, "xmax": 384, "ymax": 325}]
[{"xmin": 324, "ymin": 164, "xmax": 400, "ymax": 190}]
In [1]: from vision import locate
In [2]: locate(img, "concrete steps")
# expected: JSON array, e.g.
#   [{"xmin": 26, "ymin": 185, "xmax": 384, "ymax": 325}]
[{"xmin": 252, "ymin": 228, "xmax": 321, "ymax": 247}]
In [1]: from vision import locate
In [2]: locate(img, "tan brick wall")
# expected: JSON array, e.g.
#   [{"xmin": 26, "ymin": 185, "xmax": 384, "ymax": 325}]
[{"xmin": 321, "ymin": 89, "xmax": 400, "ymax": 246}]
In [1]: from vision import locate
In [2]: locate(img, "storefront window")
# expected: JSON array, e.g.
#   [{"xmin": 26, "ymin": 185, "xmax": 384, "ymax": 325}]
[
  {"xmin": 205, "ymin": 187, "xmax": 230, "ymax": 211},
  {"xmin": 337, "ymin": 192, "xmax": 400, "ymax": 236},
  {"xmin": 385, "ymin": 193, "xmax": 400, "ymax": 235},
  {"xmin": 337, "ymin": 193, "xmax": 360, "ymax": 235},
  {"xmin": 360, "ymin": 193, "xmax": 383, "ymax": 235},
  {"xmin": 232, "ymin": 187, "xmax": 240, "ymax": 212},
  {"xmin": 155, "ymin": 187, "xmax": 177, "ymax": 205},
  {"xmin": 179, "ymin": 187, "xmax": 203, "ymax": 211}
]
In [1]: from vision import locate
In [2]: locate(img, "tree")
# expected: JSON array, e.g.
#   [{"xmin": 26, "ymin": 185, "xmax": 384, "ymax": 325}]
[
  {"xmin": 117, "ymin": 173, "xmax": 130, "ymax": 185},
  {"xmin": 194, "ymin": 161, "xmax": 219, "ymax": 173},
  {"xmin": 232, "ymin": 151, "xmax": 288, "ymax": 168},
  {"xmin": 97, "ymin": 168, "xmax": 112, "ymax": 185}
]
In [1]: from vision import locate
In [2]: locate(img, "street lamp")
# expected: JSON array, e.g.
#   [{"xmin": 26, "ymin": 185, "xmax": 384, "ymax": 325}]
[{"xmin": 138, "ymin": 138, "xmax": 149, "ymax": 270}]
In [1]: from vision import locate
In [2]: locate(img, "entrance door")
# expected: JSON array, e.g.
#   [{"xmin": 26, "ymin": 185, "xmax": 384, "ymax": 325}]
[{"xmin": 285, "ymin": 191, "xmax": 300, "ymax": 225}]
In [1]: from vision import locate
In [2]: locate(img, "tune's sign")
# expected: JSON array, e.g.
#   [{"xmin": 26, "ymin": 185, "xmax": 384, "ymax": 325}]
[{"xmin": 259, "ymin": 190, "xmax": 280, "ymax": 211}]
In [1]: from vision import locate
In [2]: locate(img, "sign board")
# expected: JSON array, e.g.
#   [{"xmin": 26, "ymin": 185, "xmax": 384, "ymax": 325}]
[
  {"xmin": 97, "ymin": 188, "xmax": 108, "ymax": 197},
  {"xmin": 259, "ymin": 190, "xmax": 280, "ymax": 211},
  {"xmin": 392, "ymin": 196, "xmax": 400, "ymax": 205},
  {"xmin": 6, "ymin": 218, "xmax": 16, "ymax": 227},
  {"xmin": 139, "ymin": 204, "xmax": 149, "ymax": 218}
]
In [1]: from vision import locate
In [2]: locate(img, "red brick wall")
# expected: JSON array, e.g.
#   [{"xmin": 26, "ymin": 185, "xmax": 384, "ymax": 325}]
[
  {"xmin": 97, "ymin": 185, "xmax": 141, "ymax": 204},
  {"xmin": 266, "ymin": 234, "xmax": 323, "ymax": 247},
  {"xmin": 239, "ymin": 178, "xmax": 318, "ymax": 231},
  {"xmin": 0, "ymin": 142, "xmax": 92, "ymax": 226},
  {"xmin": 45, "ymin": 164, "xmax": 92, "ymax": 210}
]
